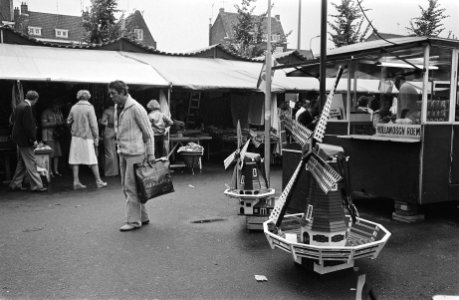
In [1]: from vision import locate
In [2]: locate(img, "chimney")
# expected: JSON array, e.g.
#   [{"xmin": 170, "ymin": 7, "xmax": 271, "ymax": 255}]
[
  {"xmin": 1, "ymin": 0, "xmax": 14, "ymax": 21},
  {"xmin": 219, "ymin": 8, "xmax": 224, "ymax": 14},
  {"xmin": 20, "ymin": 2, "xmax": 28, "ymax": 15},
  {"xmin": 275, "ymin": 15, "xmax": 280, "ymax": 21},
  {"xmin": 13, "ymin": 7, "xmax": 19, "ymax": 21}
]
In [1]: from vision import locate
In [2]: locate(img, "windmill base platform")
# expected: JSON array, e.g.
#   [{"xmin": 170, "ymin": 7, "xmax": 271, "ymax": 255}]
[
  {"xmin": 295, "ymin": 257, "xmax": 355, "ymax": 274},
  {"xmin": 237, "ymin": 196, "xmax": 276, "ymax": 231},
  {"xmin": 245, "ymin": 215, "xmax": 269, "ymax": 231},
  {"xmin": 263, "ymin": 213, "xmax": 391, "ymax": 274}
]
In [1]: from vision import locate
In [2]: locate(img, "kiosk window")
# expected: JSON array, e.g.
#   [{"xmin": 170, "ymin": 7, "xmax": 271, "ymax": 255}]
[
  {"xmin": 427, "ymin": 47, "xmax": 453, "ymax": 122},
  {"xmin": 456, "ymin": 52, "xmax": 459, "ymax": 122}
]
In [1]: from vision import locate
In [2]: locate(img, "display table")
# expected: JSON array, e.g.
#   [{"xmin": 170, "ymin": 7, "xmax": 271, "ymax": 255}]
[{"xmin": 168, "ymin": 134, "xmax": 212, "ymax": 170}]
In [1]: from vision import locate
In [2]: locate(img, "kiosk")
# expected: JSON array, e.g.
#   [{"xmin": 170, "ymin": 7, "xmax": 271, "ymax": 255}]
[{"xmin": 282, "ymin": 37, "xmax": 459, "ymax": 221}]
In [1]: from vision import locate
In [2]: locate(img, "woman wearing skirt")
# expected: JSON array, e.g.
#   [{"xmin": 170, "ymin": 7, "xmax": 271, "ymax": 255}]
[{"xmin": 67, "ymin": 90, "xmax": 107, "ymax": 190}]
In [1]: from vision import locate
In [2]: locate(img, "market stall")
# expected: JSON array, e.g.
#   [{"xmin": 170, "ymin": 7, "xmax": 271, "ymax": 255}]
[
  {"xmin": 281, "ymin": 36, "xmax": 459, "ymax": 221},
  {"xmin": 0, "ymin": 40, "xmax": 170, "ymax": 182}
]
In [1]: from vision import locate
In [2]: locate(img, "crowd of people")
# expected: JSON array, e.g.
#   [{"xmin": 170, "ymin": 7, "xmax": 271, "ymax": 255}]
[{"xmin": 8, "ymin": 80, "xmax": 173, "ymax": 232}]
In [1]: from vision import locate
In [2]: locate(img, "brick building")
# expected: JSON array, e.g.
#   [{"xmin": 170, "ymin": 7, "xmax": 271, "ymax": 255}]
[
  {"xmin": 0, "ymin": 0, "xmax": 156, "ymax": 47},
  {"xmin": 209, "ymin": 7, "xmax": 288, "ymax": 54}
]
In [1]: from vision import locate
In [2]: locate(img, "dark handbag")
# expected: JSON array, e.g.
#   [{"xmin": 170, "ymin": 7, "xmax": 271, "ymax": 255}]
[{"xmin": 134, "ymin": 158, "xmax": 174, "ymax": 203}]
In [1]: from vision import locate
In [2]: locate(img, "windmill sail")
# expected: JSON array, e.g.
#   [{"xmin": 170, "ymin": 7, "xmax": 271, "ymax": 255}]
[
  {"xmin": 269, "ymin": 158, "xmax": 306, "ymax": 226},
  {"xmin": 223, "ymin": 121, "xmax": 243, "ymax": 170},
  {"xmin": 282, "ymin": 116, "xmax": 312, "ymax": 147},
  {"xmin": 313, "ymin": 66, "xmax": 344, "ymax": 143}
]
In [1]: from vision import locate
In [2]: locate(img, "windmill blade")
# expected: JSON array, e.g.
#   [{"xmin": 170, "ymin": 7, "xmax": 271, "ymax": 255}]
[
  {"xmin": 313, "ymin": 65, "xmax": 344, "ymax": 143},
  {"xmin": 223, "ymin": 150, "xmax": 237, "ymax": 170},
  {"xmin": 238, "ymin": 139, "xmax": 250, "ymax": 169},
  {"xmin": 306, "ymin": 153, "xmax": 342, "ymax": 194},
  {"xmin": 282, "ymin": 116, "xmax": 312, "ymax": 147},
  {"xmin": 236, "ymin": 120, "xmax": 242, "ymax": 149},
  {"xmin": 270, "ymin": 155, "xmax": 309, "ymax": 227},
  {"xmin": 223, "ymin": 120, "xmax": 243, "ymax": 170}
]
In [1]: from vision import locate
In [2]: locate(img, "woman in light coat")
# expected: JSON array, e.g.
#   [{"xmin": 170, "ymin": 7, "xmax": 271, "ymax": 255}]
[{"xmin": 67, "ymin": 90, "xmax": 107, "ymax": 190}]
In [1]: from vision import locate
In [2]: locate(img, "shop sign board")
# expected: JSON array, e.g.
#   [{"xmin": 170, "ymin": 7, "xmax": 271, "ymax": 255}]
[{"xmin": 375, "ymin": 124, "xmax": 421, "ymax": 139}]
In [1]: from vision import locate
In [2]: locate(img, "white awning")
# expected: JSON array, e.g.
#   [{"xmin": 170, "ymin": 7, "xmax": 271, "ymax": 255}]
[
  {"xmin": 0, "ymin": 44, "xmax": 169, "ymax": 86},
  {"xmin": 121, "ymin": 52, "xmax": 318, "ymax": 92}
]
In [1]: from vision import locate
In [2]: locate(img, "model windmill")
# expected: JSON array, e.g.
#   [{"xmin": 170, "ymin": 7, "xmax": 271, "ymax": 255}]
[
  {"xmin": 263, "ymin": 66, "xmax": 391, "ymax": 274},
  {"xmin": 223, "ymin": 121, "xmax": 275, "ymax": 230}
]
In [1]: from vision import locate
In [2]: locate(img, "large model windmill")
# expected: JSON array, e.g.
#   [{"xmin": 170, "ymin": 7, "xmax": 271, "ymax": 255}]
[
  {"xmin": 223, "ymin": 121, "xmax": 276, "ymax": 230},
  {"xmin": 263, "ymin": 66, "xmax": 391, "ymax": 274}
]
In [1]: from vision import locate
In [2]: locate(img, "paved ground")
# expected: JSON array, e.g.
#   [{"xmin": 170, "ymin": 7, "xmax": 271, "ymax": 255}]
[{"xmin": 0, "ymin": 162, "xmax": 458, "ymax": 300}]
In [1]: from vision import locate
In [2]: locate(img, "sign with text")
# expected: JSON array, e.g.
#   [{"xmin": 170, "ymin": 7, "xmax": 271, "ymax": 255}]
[{"xmin": 375, "ymin": 124, "xmax": 421, "ymax": 139}]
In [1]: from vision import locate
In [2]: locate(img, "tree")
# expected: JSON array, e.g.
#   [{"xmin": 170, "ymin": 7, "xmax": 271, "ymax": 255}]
[
  {"xmin": 328, "ymin": 0, "xmax": 370, "ymax": 48},
  {"xmin": 224, "ymin": 0, "xmax": 289, "ymax": 58},
  {"xmin": 82, "ymin": 0, "xmax": 120, "ymax": 44},
  {"xmin": 407, "ymin": 0, "xmax": 449, "ymax": 37},
  {"xmin": 226, "ymin": 0, "xmax": 265, "ymax": 57}
]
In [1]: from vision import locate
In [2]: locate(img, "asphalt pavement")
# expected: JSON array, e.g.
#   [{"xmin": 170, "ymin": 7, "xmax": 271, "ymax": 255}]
[{"xmin": 0, "ymin": 162, "xmax": 458, "ymax": 300}]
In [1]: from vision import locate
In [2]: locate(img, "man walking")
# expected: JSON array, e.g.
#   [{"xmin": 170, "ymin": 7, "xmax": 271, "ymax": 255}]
[
  {"xmin": 9, "ymin": 90, "xmax": 47, "ymax": 192},
  {"xmin": 108, "ymin": 80, "xmax": 155, "ymax": 232}
]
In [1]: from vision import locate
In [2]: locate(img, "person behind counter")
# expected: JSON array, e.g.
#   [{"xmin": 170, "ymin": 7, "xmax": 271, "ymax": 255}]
[
  {"xmin": 41, "ymin": 99, "xmax": 65, "ymax": 177},
  {"xmin": 297, "ymin": 99, "xmax": 320, "ymax": 130},
  {"xmin": 394, "ymin": 74, "xmax": 420, "ymax": 124},
  {"xmin": 99, "ymin": 104, "xmax": 119, "ymax": 177},
  {"xmin": 146, "ymin": 99, "xmax": 173, "ymax": 158},
  {"xmin": 9, "ymin": 90, "xmax": 47, "ymax": 192},
  {"xmin": 372, "ymin": 94, "xmax": 395, "ymax": 128},
  {"xmin": 67, "ymin": 90, "xmax": 107, "ymax": 190}
]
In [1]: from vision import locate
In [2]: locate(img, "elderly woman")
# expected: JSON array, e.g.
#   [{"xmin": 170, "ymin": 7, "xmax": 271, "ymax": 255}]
[
  {"xmin": 41, "ymin": 99, "xmax": 65, "ymax": 177},
  {"xmin": 67, "ymin": 90, "xmax": 107, "ymax": 190},
  {"xmin": 147, "ymin": 99, "xmax": 173, "ymax": 158}
]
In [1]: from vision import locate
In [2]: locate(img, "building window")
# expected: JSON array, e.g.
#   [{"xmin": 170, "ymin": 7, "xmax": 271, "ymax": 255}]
[
  {"xmin": 134, "ymin": 29, "xmax": 143, "ymax": 41},
  {"xmin": 28, "ymin": 26, "xmax": 42, "ymax": 36},
  {"xmin": 262, "ymin": 33, "xmax": 281, "ymax": 42},
  {"xmin": 55, "ymin": 29, "xmax": 69, "ymax": 38}
]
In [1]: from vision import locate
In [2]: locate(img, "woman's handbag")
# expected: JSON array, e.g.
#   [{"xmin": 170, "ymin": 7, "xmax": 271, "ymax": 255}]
[{"xmin": 134, "ymin": 158, "xmax": 174, "ymax": 203}]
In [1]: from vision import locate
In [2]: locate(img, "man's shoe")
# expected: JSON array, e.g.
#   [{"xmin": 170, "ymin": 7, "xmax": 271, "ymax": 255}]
[
  {"xmin": 119, "ymin": 223, "xmax": 140, "ymax": 232},
  {"xmin": 32, "ymin": 187, "xmax": 48, "ymax": 193},
  {"xmin": 142, "ymin": 220, "xmax": 150, "ymax": 225}
]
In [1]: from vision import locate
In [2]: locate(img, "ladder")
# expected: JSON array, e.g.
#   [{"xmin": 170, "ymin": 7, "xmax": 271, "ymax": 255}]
[{"xmin": 186, "ymin": 92, "xmax": 201, "ymax": 128}]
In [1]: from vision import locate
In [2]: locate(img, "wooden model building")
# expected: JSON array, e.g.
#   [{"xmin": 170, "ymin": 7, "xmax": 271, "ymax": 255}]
[
  {"xmin": 223, "ymin": 122, "xmax": 275, "ymax": 230},
  {"xmin": 263, "ymin": 66, "xmax": 391, "ymax": 274}
]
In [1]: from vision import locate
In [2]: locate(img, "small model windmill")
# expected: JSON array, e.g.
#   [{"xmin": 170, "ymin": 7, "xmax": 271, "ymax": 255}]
[
  {"xmin": 223, "ymin": 121, "xmax": 275, "ymax": 229},
  {"xmin": 264, "ymin": 66, "xmax": 391, "ymax": 274}
]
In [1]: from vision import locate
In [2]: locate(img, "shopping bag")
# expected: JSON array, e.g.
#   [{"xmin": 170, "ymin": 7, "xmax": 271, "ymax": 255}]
[{"xmin": 134, "ymin": 158, "xmax": 174, "ymax": 203}]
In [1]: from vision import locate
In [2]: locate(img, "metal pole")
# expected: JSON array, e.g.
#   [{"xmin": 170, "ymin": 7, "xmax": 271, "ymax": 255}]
[
  {"xmin": 297, "ymin": 0, "xmax": 302, "ymax": 49},
  {"xmin": 319, "ymin": 0, "xmax": 327, "ymax": 110},
  {"xmin": 264, "ymin": 0, "xmax": 272, "ymax": 186}
]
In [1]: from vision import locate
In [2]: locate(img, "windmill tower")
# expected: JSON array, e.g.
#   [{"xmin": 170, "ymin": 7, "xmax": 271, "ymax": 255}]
[{"xmin": 270, "ymin": 65, "xmax": 350, "ymax": 244}]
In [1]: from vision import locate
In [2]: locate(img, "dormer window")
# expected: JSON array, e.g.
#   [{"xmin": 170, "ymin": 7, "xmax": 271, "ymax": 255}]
[
  {"xmin": 271, "ymin": 34, "xmax": 280, "ymax": 42},
  {"xmin": 55, "ymin": 29, "xmax": 68, "ymax": 38},
  {"xmin": 134, "ymin": 29, "xmax": 143, "ymax": 41},
  {"xmin": 28, "ymin": 26, "xmax": 42, "ymax": 36}
]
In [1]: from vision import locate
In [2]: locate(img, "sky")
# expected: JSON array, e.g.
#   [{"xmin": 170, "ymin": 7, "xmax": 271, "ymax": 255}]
[{"xmin": 13, "ymin": 0, "xmax": 459, "ymax": 53}]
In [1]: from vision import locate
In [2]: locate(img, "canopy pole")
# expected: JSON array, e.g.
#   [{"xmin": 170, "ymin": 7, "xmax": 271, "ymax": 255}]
[
  {"xmin": 319, "ymin": 0, "xmax": 327, "ymax": 110},
  {"xmin": 297, "ymin": 0, "xmax": 302, "ymax": 49},
  {"xmin": 264, "ymin": 0, "xmax": 272, "ymax": 186}
]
